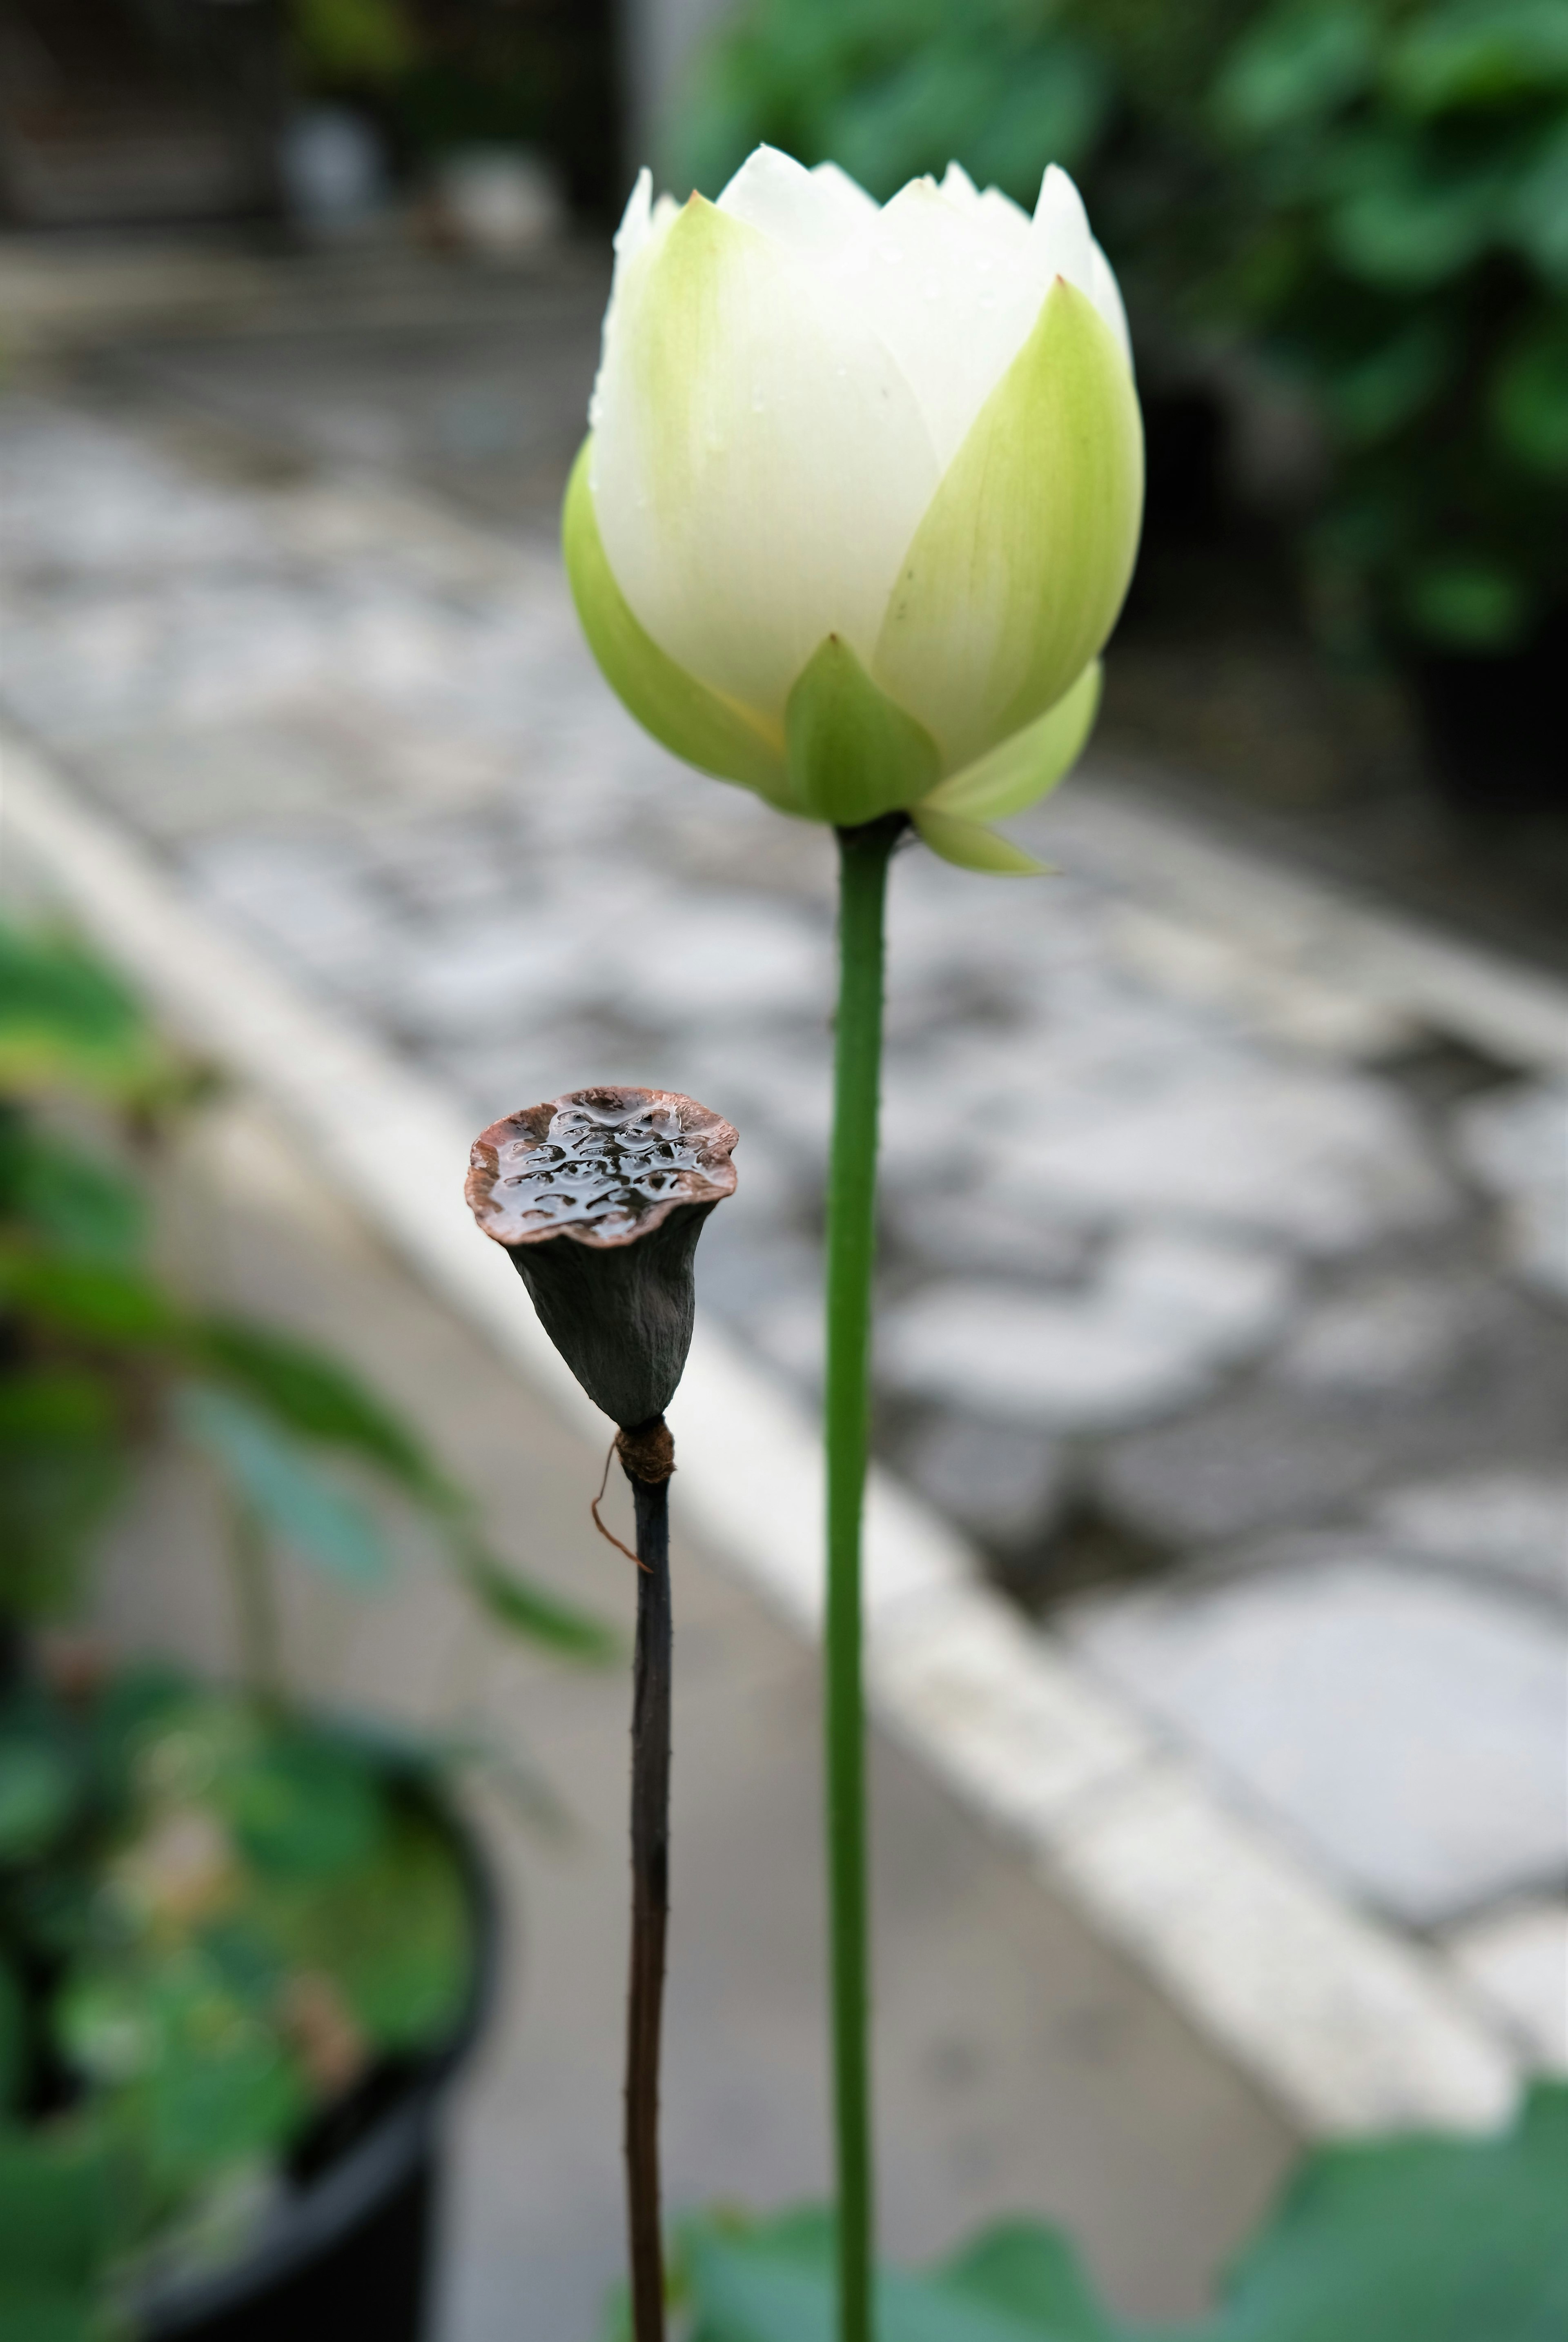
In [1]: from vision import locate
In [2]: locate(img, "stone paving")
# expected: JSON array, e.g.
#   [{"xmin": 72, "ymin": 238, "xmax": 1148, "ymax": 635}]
[{"xmin": 2, "ymin": 336, "xmax": 1565, "ymax": 2073}]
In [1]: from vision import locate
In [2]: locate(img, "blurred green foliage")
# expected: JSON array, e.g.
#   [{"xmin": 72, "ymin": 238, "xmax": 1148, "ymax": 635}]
[
  {"xmin": 653, "ymin": 2083, "xmax": 1568, "ymax": 2338},
  {"xmin": 0, "ymin": 913, "xmax": 612, "ymax": 2320},
  {"xmin": 673, "ymin": 0, "xmax": 1568, "ymax": 661},
  {"xmin": 1209, "ymin": 0, "xmax": 1568, "ymax": 656},
  {"xmin": 671, "ymin": 0, "xmax": 1113, "ymax": 209},
  {"xmin": 1, "ymin": 1669, "xmax": 472, "ymax": 2328},
  {"xmin": 0, "ymin": 915, "xmax": 612, "ymax": 1656}
]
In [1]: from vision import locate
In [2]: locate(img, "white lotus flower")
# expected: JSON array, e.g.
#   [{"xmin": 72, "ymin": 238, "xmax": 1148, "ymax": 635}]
[{"xmin": 565, "ymin": 146, "xmax": 1143, "ymax": 870}]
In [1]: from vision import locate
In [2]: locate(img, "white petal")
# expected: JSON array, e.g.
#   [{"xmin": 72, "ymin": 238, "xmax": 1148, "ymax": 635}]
[
  {"xmin": 1091, "ymin": 238, "xmax": 1134, "ymax": 372},
  {"xmin": 811, "ymin": 159, "xmax": 880, "ymax": 225},
  {"xmin": 1029, "ymin": 163, "xmax": 1095, "ymax": 299},
  {"xmin": 614, "ymin": 167, "xmax": 653, "ymax": 263},
  {"xmin": 939, "ymin": 160, "xmax": 981, "ymax": 211},
  {"xmin": 718, "ymin": 144, "xmax": 864, "ymax": 263},
  {"xmin": 591, "ymin": 170, "xmax": 680, "ymax": 429},
  {"xmin": 977, "ymin": 185, "xmax": 1032, "ymax": 248},
  {"xmin": 590, "ymin": 198, "xmax": 941, "ymax": 724},
  {"xmin": 824, "ymin": 177, "xmax": 1047, "ymax": 469}
]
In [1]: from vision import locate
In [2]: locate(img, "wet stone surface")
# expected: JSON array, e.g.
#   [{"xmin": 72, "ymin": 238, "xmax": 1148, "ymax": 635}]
[{"xmin": 2, "ymin": 371, "xmax": 1564, "ymax": 1962}]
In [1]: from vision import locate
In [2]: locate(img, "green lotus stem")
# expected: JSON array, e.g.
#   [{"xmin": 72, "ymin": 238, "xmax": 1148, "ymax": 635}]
[{"xmin": 825, "ymin": 811, "xmax": 904, "ymax": 2342}]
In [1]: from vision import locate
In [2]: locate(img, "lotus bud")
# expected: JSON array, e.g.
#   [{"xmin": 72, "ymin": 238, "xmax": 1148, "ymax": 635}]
[{"xmin": 565, "ymin": 147, "xmax": 1143, "ymax": 873}]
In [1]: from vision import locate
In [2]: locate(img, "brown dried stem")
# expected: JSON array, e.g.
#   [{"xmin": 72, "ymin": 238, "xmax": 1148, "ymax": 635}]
[
  {"xmin": 466, "ymin": 1089, "xmax": 737, "ymax": 2342},
  {"xmin": 622, "ymin": 1427, "xmax": 674, "ymax": 2342}
]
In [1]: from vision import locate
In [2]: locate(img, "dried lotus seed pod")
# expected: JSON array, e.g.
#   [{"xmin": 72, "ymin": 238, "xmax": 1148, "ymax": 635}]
[{"xmin": 466, "ymin": 1086, "xmax": 738, "ymax": 1430}]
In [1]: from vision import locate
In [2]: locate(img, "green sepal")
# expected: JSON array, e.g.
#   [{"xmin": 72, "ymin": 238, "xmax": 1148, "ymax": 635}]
[
  {"xmin": 873, "ymin": 280, "xmax": 1142, "ymax": 771},
  {"xmin": 562, "ymin": 442, "xmax": 796, "ymax": 811},
  {"xmin": 919, "ymin": 662, "xmax": 1101, "ymax": 821},
  {"xmin": 784, "ymin": 634, "xmax": 941, "ymax": 824},
  {"xmin": 912, "ymin": 810, "xmax": 1051, "ymax": 876}
]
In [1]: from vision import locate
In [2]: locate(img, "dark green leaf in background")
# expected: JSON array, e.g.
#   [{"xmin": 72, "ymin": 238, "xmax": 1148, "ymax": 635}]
[
  {"xmin": 259, "ymin": 1805, "xmax": 470, "ymax": 2049},
  {"xmin": 1214, "ymin": 4, "xmax": 1375, "ymax": 138},
  {"xmin": 1389, "ymin": 0, "xmax": 1568, "ymax": 116},
  {"xmin": 1510, "ymin": 118, "xmax": 1568, "ymax": 276},
  {"xmin": 1494, "ymin": 312, "xmax": 1568, "ymax": 470},
  {"xmin": 175, "ymin": 1382, "xmax": 391, "ymax": 1588},
  {"xmin": 0, "ymin": 925, "xmax": 155, "ymax": 1105},
  {"xmin": 8, "ymin": 1132, "xmax": 146, "ymax": 1265},
  {"xmin": 0, "ymin": 1373, "xmax": 125, "ymax": 1622},
  {"xmin": 0, "ymin": 2124, "xmax": 121, "ymax": 2342},
  {"xmin": 0, "ymin": 1734, "xmax": 78, "ymax": 1865},
  {"xmin": 1403, "ymin": 555, "xmax": 1532, "ymax": 646},
  {"xmin": 198, "ymin": 1320, "xmax": 451, "ymax": 1503},
  {"xmin": 461, "ymin": 1545, "xmax": 616, "ymax": 1659},
  {"xmin": 676, "ymin": 2088, "xmax": 1568, "ymax": 2341}
]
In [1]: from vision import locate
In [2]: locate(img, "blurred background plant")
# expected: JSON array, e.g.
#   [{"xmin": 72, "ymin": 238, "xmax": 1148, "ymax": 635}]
[
  {"xmin": 0, "ymin": 916, "xmax": 610, "ymax": 2336},
  {"xmin": 285, "ymin": 0, "xmax": 621, "ymax": 220}
]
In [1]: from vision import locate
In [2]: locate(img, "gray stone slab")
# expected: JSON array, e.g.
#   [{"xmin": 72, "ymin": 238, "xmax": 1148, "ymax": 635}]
[
  {"xmin": 1065, "ymin": 1556, "xmax": 1568, "ymax": 1926},
  {"xmin": 996, "ymin": 1066, "xmax": 1454, "ymax": 1255},
  {"xmin": 1454, "ymin": 1082, "xmax": 1568, "ymax": 1305},
  {"xmin": 898, "ymin": 1415, "xmax": 1065, "ymax": 1549},
  {"xmin": 881, "ymin": 1230, "xmax": 1294, "ymax": 1431},
  {"xmin": 1272, "ymin": 1275, "xmax": 1476, "ymax": 1397},
  {"xmin": 1371, "ymin": 1472, "xmax": 1568, "ymax": 1606}
]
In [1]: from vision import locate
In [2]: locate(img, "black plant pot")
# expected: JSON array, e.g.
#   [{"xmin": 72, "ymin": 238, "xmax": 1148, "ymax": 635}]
[
  {"xmin": 132, "ymin": 1794, "xmax": 497, "ymax": 2342},
  {"xmin": 1408, "ymin": 605, "xmax": 1568, "ymax": 819}
]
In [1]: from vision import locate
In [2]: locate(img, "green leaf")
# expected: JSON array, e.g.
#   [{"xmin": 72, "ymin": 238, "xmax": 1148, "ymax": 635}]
[
  {"xmin": 1326, "ymin": 321, "xmax": 1451, "ymax": 445},
  {"xmin": 1327, "ymin": 143, "xmax": 1511, "ymax": 288},
  {"xmin": 1203, "ymin": 2083, "xmax": 1568, "ymax": 2341},
  {"xmin": 918, "ymin": 663, "xmax": 1100, "ymax": 822},
  {"xmin": 0, "ymin": 2124, "xmax": 121, "ymax": 2338},
  {"xmin": 675, "ymin": 2089, "xmax": 1568, "ymax": 2340},
  {"xmin": 0, "ymin": 921, "xmax": 158, "ymax": 1104},
  {"xmin": 0, "ymin": 1371, "xmax": 125, "ymax": 1622},
  {"xmin": 872, "ymin": 280, "xmax": 1142, "ymax": 772},
  {"xmin": 91, "ymin": 1957, "xmax": 306, "ymax": 2190},
  {"xmin": 198, "ymin": 1320, "xmax": 450, "ymax": 1504},
  {"xmin": 1493, "ymin": 316, "xmax": 1568, "ymax": 472},
  {"xmin": 0, "ymin": 1736, "xmax": 77, "ymax": 1863},
  {"xmin": 1402, "ymin": 558, "xmax": 1532, "ymax": 648},
  {"xmin": 461, "ymin": 1546, "xmax": 617, "ymax": 1659},
  {"xmin": 1389, "ymin": 0, "xmax": 1568, "ymax": 115},
  {"xmin": 1511, "ymin": 121, "xmax": 1568, "ymax": 278},
  {"xmin": 9, "ymin": 1133, "xmax": 146, "ymax": 1265},
  {"xmin": 1214, "ymin": 5, "xmax": 1374, "ymax": 138},
  {"xmin": 912, "ymin": 811, "xmax": 1050, "ymax": 876},
  {"xmin": 0, "ymin": 1955, "xmax": 27, "ymax": 2114},
  {"xmin": 0, "ymin": 1251, "xmax": 181, "ymax": 1347},
  {"xmin": 784, "ymin": 635, "xmax": 940, "ymax": 824},
  {"xmin": 938, "ymin": 2224, "xmax": 1119, "ymax": 2339},
  {"xmin": 682, "ymin": 2206, "xmax": 1106, "ymax": 2342},
  {"xmin": 827, "ymin": 34, "xmax": 1110, "ymax": 201},
  {"xmin": 176, "ymin": 1382, "xmax": 392, "ymax": 1588},
  {"xmin": 260, "ymin": 1803, "xmax": 470, "ymax": 2049},
  {"xmin": 562, "ymin": 441, "xmax": 797, "ymax": 810},
  {"xmin": 216, "ymin": 1728, "xmax": 385, "ymax": 1879}
]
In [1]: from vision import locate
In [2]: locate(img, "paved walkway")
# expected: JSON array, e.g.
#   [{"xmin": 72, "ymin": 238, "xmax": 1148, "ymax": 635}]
[{"xmin": 1, "ymin": 269, "xmax": 1564, "ymax": 2075}]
